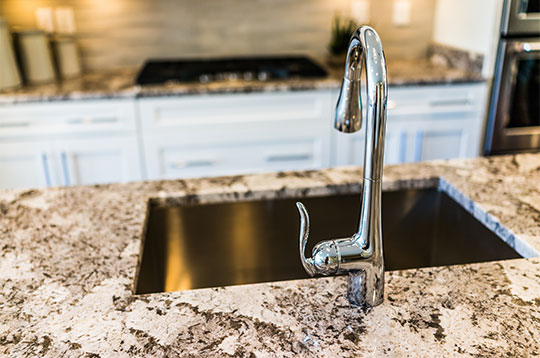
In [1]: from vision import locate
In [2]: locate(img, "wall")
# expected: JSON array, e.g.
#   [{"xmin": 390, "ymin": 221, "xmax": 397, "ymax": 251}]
[
  {"xmin": 1, "ymin": 0, "xmax": 436, "ymax": 71},
  {"xmin": 371, "ymin": 0, "xmax": 436, "ymax": 65},
  {"xmin": 432, "ymin": 0, "xmax": 503, "ymax": 77}
]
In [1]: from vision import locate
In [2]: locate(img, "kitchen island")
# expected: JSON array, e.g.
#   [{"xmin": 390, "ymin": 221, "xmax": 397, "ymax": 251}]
[{"xmin": 1, "ymin": 153, "xmax": 539, "ymax": 357}]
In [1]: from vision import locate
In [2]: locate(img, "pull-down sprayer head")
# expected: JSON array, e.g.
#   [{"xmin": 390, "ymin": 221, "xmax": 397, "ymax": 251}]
[
  {"xmin": 334, "ymin": 26, "xmax": 387, "ymax": 137},
  {"xmin": 334, "ymin": 41, "xmax": 363, "ymax": 133}
]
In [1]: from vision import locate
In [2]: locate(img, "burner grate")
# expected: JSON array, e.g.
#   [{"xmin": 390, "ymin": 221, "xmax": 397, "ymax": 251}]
[{"xmin": 135, "ymin": 56, "xmax": 328, "ymax": 85}]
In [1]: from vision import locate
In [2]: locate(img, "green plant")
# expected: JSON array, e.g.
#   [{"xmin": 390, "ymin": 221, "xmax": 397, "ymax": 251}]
[{"xmin": 328, "ymin": 15, "xmax": 358, "ymax": 56}]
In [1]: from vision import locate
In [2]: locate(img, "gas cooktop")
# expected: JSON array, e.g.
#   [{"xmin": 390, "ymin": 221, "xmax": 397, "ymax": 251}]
[{"xmin": 135, "ymin": 56, "xmax": 328, "ymax": 85}]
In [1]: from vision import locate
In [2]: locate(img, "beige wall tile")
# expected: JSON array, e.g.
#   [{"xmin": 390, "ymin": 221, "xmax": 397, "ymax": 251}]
[{"xmin": 1, "ymin": 0, "xmax": 436, "ymax": 71}]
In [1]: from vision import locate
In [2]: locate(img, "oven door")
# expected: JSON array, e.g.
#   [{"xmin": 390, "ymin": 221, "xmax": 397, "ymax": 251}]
[
  {"xmin": 504, "ymin": 0, "xmax": 540, "ymax": 35},
  {"xmin": 486, "ymin": 38, "xmax": 540, "ymax": 154}
]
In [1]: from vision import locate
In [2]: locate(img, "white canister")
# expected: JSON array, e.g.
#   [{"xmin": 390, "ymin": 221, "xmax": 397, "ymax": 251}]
[
  {"xmin": 15, "ymin": 29, "xmax": 56, "ymax": 84},
  {"xmin": 0, "ymin": 18, "xmax": 22, "ymax": 90},
  {"xmin": 52, "ymin": 36, "xmax": 81, "ymax": 79}
]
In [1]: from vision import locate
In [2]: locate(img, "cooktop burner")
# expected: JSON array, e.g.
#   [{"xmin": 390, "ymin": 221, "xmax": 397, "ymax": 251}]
[{"xmin": 135, "ymin": 56, "xmax": 328, "ymax": 85}]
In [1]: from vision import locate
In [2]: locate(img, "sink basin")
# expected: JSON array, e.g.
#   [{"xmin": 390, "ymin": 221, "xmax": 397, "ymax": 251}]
[{"xmin": 135, "ymin": 188, "xmax": 521, "ymax": 294}]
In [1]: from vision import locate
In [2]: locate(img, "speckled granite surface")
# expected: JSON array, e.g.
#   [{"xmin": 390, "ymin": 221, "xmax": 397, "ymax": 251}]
[
  {"xmin": 0, "ymin": 58, "xmax": 484, "ymax": 105},
  {"xmin": 1, "ymin": 153, "xmax": 539, "ymax": 357}
]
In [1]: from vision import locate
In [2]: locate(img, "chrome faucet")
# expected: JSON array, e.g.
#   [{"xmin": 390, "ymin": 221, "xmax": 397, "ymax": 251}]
[{"xmin": 296, "ymin": 26, "xmax": 387, "ymax": 308}]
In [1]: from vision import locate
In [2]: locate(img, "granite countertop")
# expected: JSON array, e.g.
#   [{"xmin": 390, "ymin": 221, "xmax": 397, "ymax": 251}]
[
  {"xmin": 0, "ymin": 58, "xmax": 484, "ymax": 105},
  {"xmin": 1, "ymin": 153, "xmax": 539, "ymax": 357}
]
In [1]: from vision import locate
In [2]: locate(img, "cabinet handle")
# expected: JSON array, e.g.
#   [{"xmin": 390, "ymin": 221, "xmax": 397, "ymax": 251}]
[
  {"xmin": 399, "ymin": 132, "xmax": 407, "ymax": 163},
  {"xmin": 66, "ymin": 117, "xmax": 118, "ymax": 125},
  {"xmin": 429, "ymin": 98, "xmax": 471, "ymax": 107},
  {"xmin": 90, "ymin": 117, "xmax": 118, "ymax": 124},
  {"xmin": 41, "ymin": 153, "xmax": 51, "ymax": 187},
  {"xmin": 169, "ymin": 159, "xmax": 218, "ymax": 169},
  {"xmin": 265, "ymin": 153, "xmax": 312, "ymax": 162},
  {"xmin": 414, "ymin": 131, "xmax": 423, "ymax": 162},
  {"xmin": 0, "ymin": 121, "xmax": 30, "ymax": 128},
  {"xmin": 513, "ymin": 42, "xmax": 540, "ymax": 52},
  {"xmin": 60, "ymin": 151, "xmax": 71, "ymax": 186}
]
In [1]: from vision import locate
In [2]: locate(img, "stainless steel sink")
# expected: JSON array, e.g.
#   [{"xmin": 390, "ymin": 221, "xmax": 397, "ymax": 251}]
[{"xmin": 135, "ymin": 188, "xmax": 521, "ymax": 294}]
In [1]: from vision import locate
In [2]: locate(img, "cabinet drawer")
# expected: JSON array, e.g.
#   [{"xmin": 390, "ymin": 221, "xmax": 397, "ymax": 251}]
[
  {"xmin": 387, "ymin": 84, "xmax": 486, "ymax": 119},
  {"xmin": 144, "ymin": 136, "xmax": 326, "ymax": 179},
  {"xmin": 0, "ymin": 99, "xmax": 137, "ymax": 138},
  {"xmin": 138, "ymin": 90, "xmax": 332, "ymax": 131}
]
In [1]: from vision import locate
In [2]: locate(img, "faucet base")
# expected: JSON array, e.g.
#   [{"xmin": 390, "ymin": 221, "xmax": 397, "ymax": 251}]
[
  {"xmin": 346, "ymin": 270, "xmax": 384, "ymax": 308},
  {"xmin": 347, "ymin": 270, "xmax": 367, "ymax": 307}
]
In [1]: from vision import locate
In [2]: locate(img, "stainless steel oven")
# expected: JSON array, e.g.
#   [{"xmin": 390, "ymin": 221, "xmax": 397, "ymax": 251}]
[
  {"xmin": 504, "ymin": 0, "xmax": 540, "ymax": 34},
  {"xmin": 485, "ymin": 0, "xmax": 540, "ymax": 155}
]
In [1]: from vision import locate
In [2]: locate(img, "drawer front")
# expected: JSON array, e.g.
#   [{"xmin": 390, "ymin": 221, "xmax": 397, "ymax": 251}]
[
  {"xmin": 138, "ymin": 90, "xmax": 333, "ymax": 131},
  {"xmin": 387, "ymin": 84, "xmax": 486, "ymax": 119},
  {"xmin": 144, "ymin": 135, "xmax": 327, "ymax": 180},
  {"xmin": 0, "ymin": 99, "xmax": 137, "ymax": 138}
]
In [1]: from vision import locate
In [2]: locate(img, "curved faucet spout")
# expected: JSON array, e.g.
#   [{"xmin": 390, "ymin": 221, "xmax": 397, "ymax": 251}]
[{"xmin": 335, "ymin": 26, "xmax": 387, "ymax": 139}]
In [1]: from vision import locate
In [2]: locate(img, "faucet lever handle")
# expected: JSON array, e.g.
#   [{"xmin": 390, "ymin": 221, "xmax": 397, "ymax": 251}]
[{"xmin": 296, "ymin": 202, "xmax": 316, "ymax": 276}]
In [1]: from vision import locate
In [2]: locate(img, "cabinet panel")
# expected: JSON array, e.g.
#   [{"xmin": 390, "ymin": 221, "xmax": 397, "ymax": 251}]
[
  {"xmin": 0, "ymin": 141, "xmax": 54, "ymax": 189},
  {"xmin": 138, "ymin": 90, "xmax": 333, "ymax": 131},
  {"xmin": 55, "ymin": 136, "xmax": 142, "ymax": 186},
  {"xmin": 415, "ymin": 129, "xmax": 466, "ymax": 161},
  {"xmin": 144, "ymin": 132, "xmax": 328, "ymax": 180},
  {"xmin": 0, "ymin": 99, "xmax": 137, "ymax": 139},
  {"xmin": 387, "ymin": 84, "xmax": 485, "ymax": 118}
]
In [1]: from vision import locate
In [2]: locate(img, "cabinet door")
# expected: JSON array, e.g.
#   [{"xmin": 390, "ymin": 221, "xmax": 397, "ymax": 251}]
[
  {"xmin": 409, "ymin": 124, "xmax": 469, "ymax": 162},
  {"xmin": 54, "ymin": 136, "xmax": 142, "ymax": 186},
  {"xmin": 0, "ymin": 141, "xmax": 55, "ymax": 189}
]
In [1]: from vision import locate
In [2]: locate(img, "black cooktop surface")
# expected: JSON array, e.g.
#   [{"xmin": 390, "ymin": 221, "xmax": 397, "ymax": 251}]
[{"xmin": 135, "ymin": 56, "xmax": 328, "ymax": 85}]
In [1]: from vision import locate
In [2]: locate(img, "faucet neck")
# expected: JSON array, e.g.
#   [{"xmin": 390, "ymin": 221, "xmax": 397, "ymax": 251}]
[
  {"xmin": 347, "ymin": 27, "xmax": 388, "ymax": 181},
  {"xmin": 347, "ymin": 27, "xmax": 387, "ymax": 247}
]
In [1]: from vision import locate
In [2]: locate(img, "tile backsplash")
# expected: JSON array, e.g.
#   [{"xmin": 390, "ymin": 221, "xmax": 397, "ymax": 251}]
[{"xmin": 1, "ymin": 0, "xmax": 436, "ymax": 71}]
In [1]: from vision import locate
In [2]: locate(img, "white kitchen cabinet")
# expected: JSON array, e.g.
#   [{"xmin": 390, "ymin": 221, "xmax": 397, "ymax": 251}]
[
  {"xmin": 0, "ymin": 83, "xmax": 488, "ymax": 188},
  {"xmin": 0, "ymin": 140, "xmax": 54, "ymax": 189},
  {"xmin": 0, "ymin": 99, "xmax": 143, "ymax": 189},
  {"xmin": 138, "ymin": 90, "xmax": 334, "ymax": 179},
  {"xmin": 0, "ymin": 137, "xmax": 141, "ymax": 189},
  {"xmin": 332, "ymin": 83, "xmax": 487, "ymax": 166}
]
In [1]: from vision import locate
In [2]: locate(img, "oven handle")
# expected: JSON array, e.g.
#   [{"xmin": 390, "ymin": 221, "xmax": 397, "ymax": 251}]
[{"xmin": 510, "ymin": 41, "xmax": 540, "ymax": 53}]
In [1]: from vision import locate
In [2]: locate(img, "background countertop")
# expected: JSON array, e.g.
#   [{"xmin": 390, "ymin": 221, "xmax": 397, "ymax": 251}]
[
  {"xmin": 1, "ymin": 153, "xmax": 539, "ymax": 357},
  {"xmin": 0, "ymin": 58, "xmax": 484, "ymax": 105}
]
